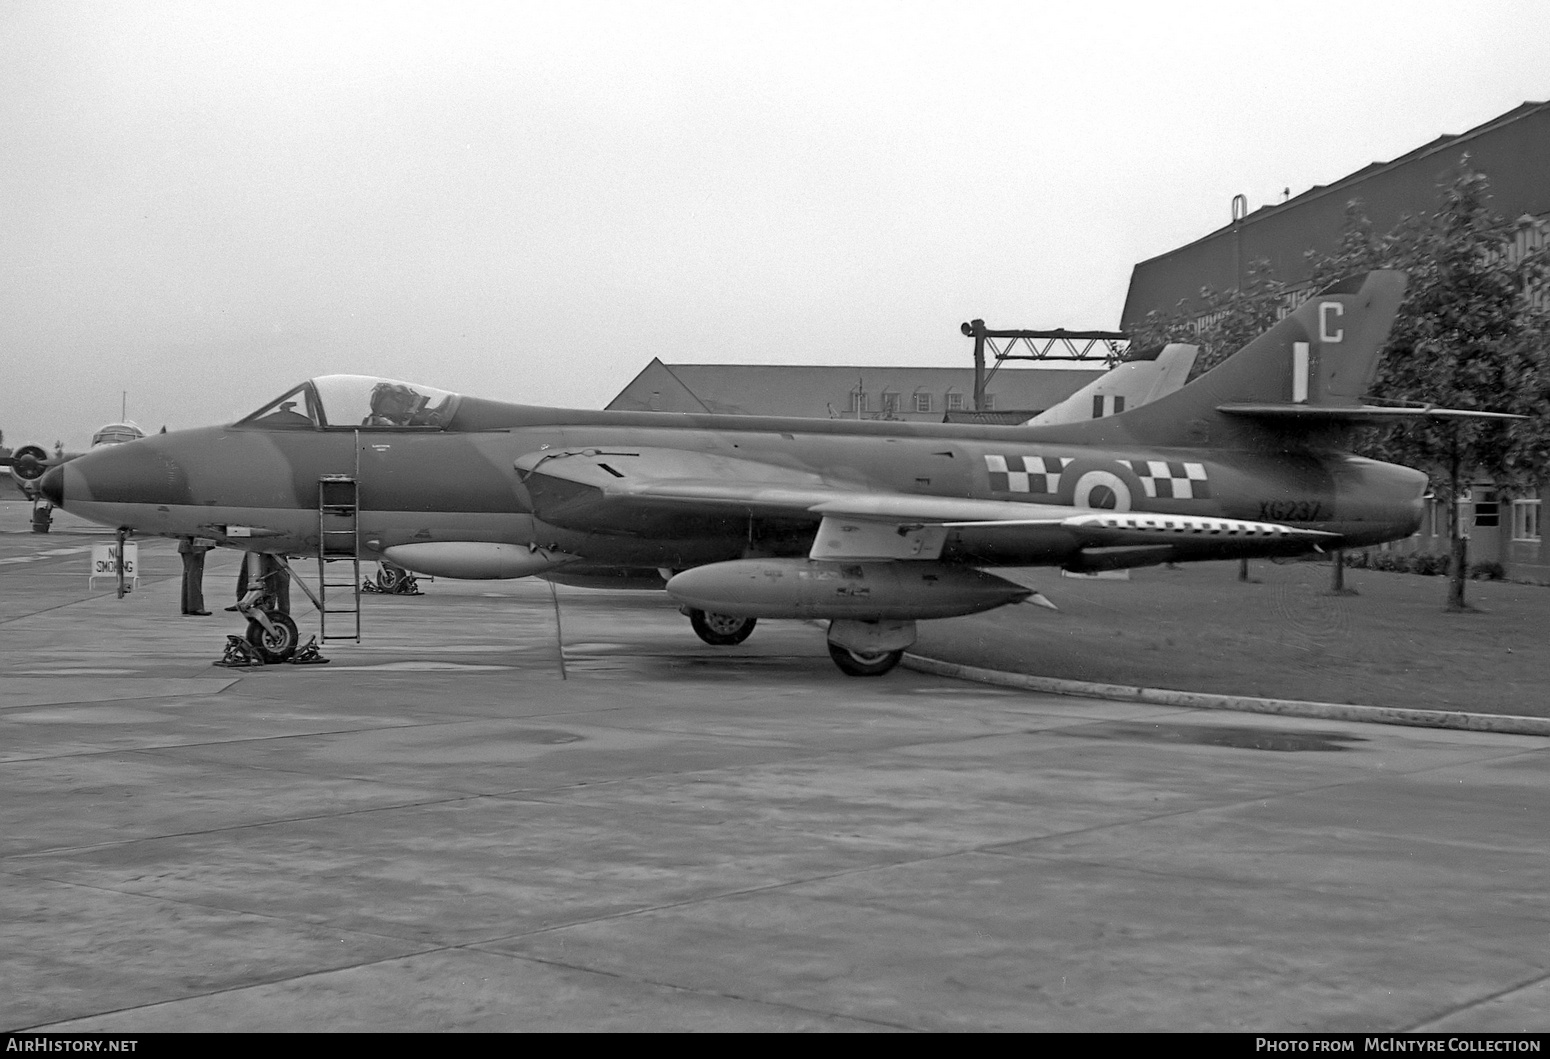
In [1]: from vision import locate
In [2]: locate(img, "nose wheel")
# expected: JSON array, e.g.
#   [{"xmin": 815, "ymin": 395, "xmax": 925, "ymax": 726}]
[{"xmin": 245, "ymin": 610, "xmax": 299, "ymax": 663}]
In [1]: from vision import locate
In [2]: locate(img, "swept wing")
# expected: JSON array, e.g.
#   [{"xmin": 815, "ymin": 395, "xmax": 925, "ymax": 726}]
[{"xmin": 515, "ymin": 446, "xmax": 1329, "ymax": 564}]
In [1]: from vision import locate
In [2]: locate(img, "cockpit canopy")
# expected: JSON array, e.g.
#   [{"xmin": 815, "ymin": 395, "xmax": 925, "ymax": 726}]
[
  {"xmin": 91, "ymin": 422, "xmax": 146, "ymax": 447},
  {"xmin": 237, "ymin": 376, "xmax": 461, "ymax": 431}
]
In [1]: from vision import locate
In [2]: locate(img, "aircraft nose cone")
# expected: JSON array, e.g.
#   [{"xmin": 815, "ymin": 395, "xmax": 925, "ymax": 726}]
[
  {"xmin": 69, "ymin": 440, "xmax": 191, "ymax": 506},
  {"xmin": 39, "ymin": 465, "xmax": 65, "ymax": 507}
]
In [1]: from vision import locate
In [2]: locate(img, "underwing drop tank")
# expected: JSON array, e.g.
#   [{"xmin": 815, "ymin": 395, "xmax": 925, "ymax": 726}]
[{"xmin": 665, "ymin": 558, "xmax": 1031, "ymax": 621}]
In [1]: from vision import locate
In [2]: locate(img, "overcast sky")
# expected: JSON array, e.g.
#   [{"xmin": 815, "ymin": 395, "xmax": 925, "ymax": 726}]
[{"xmin": 3, "ymin": 0, "xmax": 1547, "ymax": 449}]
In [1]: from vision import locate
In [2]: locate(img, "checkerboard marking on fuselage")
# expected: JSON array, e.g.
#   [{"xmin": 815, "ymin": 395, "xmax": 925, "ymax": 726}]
[
  {"xmin": 1128, "ymin": 460, "xmax": 1210, "ymax": 500},
  {"xmin": 985, "ymin": 455, "xmax": 1071, "ymax": 495}
]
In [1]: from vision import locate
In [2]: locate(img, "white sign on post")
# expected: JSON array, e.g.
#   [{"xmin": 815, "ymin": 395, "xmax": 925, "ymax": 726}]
[{"xmin": 89, "ymin": 541, "xmax": 139, "ymax": 589}]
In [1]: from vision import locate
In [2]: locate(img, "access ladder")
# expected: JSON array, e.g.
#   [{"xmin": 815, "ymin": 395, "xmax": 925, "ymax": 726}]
[{"xmin": 316, "ymin": 475, "xmax": 362, "ymax": 643}]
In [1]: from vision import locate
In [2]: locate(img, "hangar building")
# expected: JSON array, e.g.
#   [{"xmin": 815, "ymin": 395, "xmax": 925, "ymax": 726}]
[
  {"xmin": 1122, "ymin": 99, "xmax": 1550, "ymax": 325},
  {"xmin": 608, "ymin": 358, "xmax": 1102, "ymax": 424}
]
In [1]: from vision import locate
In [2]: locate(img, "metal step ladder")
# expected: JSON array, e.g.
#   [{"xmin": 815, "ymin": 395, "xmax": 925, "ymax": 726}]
[{"xmin": 316, "ymin": 475, "xmax": 362, "ymax": 643}]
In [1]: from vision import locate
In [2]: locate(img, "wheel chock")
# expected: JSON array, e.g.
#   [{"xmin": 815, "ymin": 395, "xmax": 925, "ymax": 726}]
[
  {"xmin": 286, "ymin": 635, "xmax": 331, "ymax": 665},
  {"xmin": 213, "ymin": 635, "xmax": 264, "ymax": 668},
  {"xmin": 362, "ymin": 578, "xmax": 423, "ymax": 596}
]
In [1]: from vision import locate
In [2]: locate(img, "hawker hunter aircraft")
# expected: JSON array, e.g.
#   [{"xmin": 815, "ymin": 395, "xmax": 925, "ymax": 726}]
[{"xmin": 39, "ymin": 271, "xmax": 1514, "ymax": 674}]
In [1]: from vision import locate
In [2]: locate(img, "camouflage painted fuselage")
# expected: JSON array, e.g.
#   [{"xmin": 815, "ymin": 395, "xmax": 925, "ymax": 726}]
[{"xmin": 54, "ymin": 403, "xmax": 1425, "ymax": 570}]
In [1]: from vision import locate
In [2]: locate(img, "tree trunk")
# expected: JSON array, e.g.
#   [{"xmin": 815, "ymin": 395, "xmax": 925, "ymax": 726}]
[
  {"xmin": 1449, "ymin": 529, "xmax": 1469, "ymax": 610},
  {"xmin": 1329, "ymin": 548, "xmax": 1354, "ymax": 594},
  {"xmin": 1446, "ymin": 433, "xmax": 1469, "ymax": 611}
]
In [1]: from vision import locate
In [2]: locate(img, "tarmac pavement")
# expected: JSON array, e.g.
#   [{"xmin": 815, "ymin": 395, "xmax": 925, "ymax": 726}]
[{"xmin": 2, "ymin": 501, "xmax": 1548, "ymax": 1031}]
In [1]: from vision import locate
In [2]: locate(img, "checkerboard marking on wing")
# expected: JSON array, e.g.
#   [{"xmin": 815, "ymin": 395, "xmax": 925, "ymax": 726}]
[
  {"xmin": 985, "ymin": 455, "xmax": 1072, "ymax": 495},
  {"xmin": 1128, "ymin": 460, "xmax": 1210, "ymax": 500}
]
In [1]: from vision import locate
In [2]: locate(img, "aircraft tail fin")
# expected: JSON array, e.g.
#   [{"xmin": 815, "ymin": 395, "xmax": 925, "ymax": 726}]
[{"xmin": 1034, "ymin": 270, "xmax": 1408, "ymax": 450}]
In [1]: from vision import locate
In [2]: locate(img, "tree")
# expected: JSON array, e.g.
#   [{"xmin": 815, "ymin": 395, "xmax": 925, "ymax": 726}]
[
  {"xmin": 1332, "ymin": 162, "xmax": 1549, "ymax": 610},
  {"xmin": 1123, "ymin": 300, "xmax": 1201, "ymax": 363},
  {"xmin": 1122, "ymin": 258, "xmax": 1287, "ymax": 381},
  {"xmin": 1189, "ymin": 258, "xmax": 1287, "ymax": 378}
]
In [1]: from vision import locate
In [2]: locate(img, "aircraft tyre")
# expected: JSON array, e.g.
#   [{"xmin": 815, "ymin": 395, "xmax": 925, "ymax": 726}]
[
  {"xmin": 688, "ymin": 609, "xmax": 757, "ymax": 646},
  {"xmin": 826, "ymin": 642, "xmax": 904, "ymax": 677},
  {"xmin": 376, "ymin": 564, "xmax": 407, "ymax": 591},
  {"xmin": 245, "ymin": 611, "xmax": 299, "ymax": 663}
]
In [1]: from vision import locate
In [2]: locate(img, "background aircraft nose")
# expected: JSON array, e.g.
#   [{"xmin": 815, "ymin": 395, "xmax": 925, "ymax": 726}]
[{"xmin": 39, "ymin": 465, "xmax": 65, "ymax": 507}]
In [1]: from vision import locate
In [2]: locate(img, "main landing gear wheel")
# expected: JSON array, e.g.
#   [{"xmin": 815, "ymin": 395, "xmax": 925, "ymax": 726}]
[
  {"xmin": 689, "ymin": 609, "xmax": 757, "ymax": 646},
  {"xmin": 375, "ymin": 564, "xmax": 407, "ymax": 591},
  {"xmin": 245, "ymin": 611, "xmax": 299, "ymax": 664},
  {"xmin": 827, "ymin": 642, "xmax": 905, "ymax": 677}
]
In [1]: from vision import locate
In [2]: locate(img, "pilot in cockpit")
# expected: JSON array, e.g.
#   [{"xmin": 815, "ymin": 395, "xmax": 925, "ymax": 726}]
[{"xmin": 364, "ymin": 382, "xmax": 429, "ymax": 427}]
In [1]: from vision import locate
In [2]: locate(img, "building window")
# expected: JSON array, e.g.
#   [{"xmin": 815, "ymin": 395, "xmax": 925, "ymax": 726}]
[
  {"xmin": 913, "ymin": 392, "xmax": 931, "ymax": 413},
  {"xmin": 849, "ymin": 389, "xmax": 867, "ymax": 413},
  {"xmin": 979, "ymin": 394, "xmax": 994, "ymax": 411},
  {"xmin": 1473, "ymin": 488, "xmax": 1499, "ymax": 528},
  {"xmin": 1113, "ymin": 395, "xmax": 1125, "ymax": 413},
  {"xmin": 1194, "ymin": 309, "xmax": 1228, "ymax": 333},
  {"xmin": 945, "ymin": 392, "xmax": 963, "ymax": 411},
  {"xmin": 1512, "ymin": 499, "xmax": 1542, "ymax": 541},
  {"xmin": 881, "ymin": 391, "xmax": 900, "ymax": 414}
]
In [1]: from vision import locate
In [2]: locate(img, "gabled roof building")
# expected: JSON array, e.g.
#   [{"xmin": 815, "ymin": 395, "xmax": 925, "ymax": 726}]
[{"xmin": 607, "ymin": 359, "xmax": 1102, "ymax": 423}]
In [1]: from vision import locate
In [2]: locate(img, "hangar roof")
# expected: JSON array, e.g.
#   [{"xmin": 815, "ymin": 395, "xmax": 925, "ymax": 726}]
[{"xmin": 1122, "ymin": 99, "xmax": 1550, "ymax": 328}]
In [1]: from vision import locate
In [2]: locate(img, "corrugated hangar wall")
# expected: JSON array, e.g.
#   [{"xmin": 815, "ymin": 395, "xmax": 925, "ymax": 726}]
[{"xmin": 1121, "ymin": 100, "xmax": 1550, "ymax": 328}]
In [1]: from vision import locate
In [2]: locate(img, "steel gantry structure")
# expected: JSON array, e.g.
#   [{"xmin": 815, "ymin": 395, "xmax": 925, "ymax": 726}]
[{"xmin": 960, "ymin": 320, "xmax": 1130, "ymax": 411}]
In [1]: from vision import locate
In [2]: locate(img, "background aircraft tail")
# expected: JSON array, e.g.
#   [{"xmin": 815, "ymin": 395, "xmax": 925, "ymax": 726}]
[
  {"xmin": 1024, "ymin": 342, "xmax": 1198, "ymax": 426},
  {"xmin": 1030, "ymin": 270, "xmax": 1407, "ymax": 450}
]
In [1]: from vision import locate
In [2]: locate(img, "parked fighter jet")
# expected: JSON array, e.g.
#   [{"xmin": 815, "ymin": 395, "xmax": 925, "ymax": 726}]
[{"xmin": 39, "ymin": 271, "xmax": 1517, "ymax": 674}]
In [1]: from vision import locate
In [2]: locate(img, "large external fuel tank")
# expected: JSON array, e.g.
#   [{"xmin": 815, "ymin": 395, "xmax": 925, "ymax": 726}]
[{"xmin": 665, "ymin": 558, "xmax": 1031, "ymax": 620}]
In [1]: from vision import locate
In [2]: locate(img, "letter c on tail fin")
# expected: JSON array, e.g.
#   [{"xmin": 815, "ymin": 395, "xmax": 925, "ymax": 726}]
[{"xmin": 1319, "ymin": 302, "xmax": 1344, "ymax": 343}]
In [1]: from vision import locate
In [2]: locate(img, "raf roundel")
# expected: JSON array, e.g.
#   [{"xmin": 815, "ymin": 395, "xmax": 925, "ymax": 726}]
[{"xmin": 1070, "ymin": 469, "xmax": 1132, "ymax": 511}]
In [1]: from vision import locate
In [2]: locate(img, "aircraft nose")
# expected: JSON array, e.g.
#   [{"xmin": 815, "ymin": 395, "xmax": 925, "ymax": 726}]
[
  {"xmin": 39, "ymin": 465, "xmax": 65, "ymax": 507},
  {"xmin": 67, "ymin": 438, "xmax": 192, "ymax": 506}
]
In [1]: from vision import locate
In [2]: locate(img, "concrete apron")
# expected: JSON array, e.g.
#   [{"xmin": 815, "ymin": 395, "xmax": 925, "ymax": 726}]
[{"xmin": 2, "ymin": 538, "xmax": 1549, "ymax": 1031}]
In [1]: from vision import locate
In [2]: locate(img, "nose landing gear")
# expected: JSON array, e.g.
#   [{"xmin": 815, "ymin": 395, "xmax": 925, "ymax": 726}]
[
  {"xmin": 217, "ymin": 552, "xmax": 327, "ymax": 666},
  {"xmin": 245, "ymin": 609, "xmax": 299, "ymax": 663}
]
